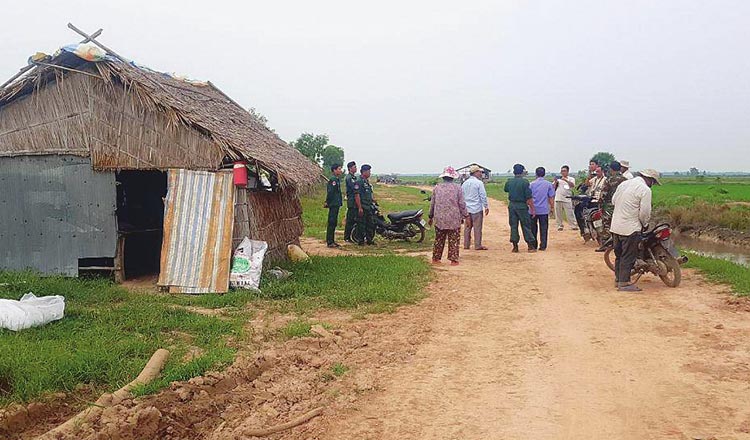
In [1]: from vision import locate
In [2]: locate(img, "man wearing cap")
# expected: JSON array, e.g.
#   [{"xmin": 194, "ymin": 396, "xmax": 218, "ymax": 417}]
[
  {"xmin": 461, "ymin": 165, "xmax": 489, "ymax": 250},
  {"xmin": 343, "ymin": 161, "xmax": 358, "ymax": 242},
  {"xmin": 610, "ymin": 169, "xmax": 661, "ymax": 292},
  {"xmin": 504, "ymin": 164, "xmax": 537, "ymax": 253},
  {"xmin": 596, "ymin": 160, "xmax": 628, "ymax": 251},
  {"xmin": 620, "ymin": 160, "xmax": 634, "ymax": 179},
  {"xmin": 324, "ymin": 164, "xmax": 344, "ymax": 248},
  {"xmin": 355, "ymin": 164, "xmax": 376, "ymax": 245}
]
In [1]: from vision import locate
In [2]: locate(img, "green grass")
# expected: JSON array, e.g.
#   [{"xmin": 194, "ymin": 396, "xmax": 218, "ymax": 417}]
[
  {"xmin": 0, "ymin": 272, "xmax": 250, "ymax": 405},
  {"xmin": 684, "ymin": 252, "xmax": 750, "ymax": 297},
  {"xmin": 331, "ymin": 363, "xmax": 349, "ymax": 377},
  {"xmin": 255, "ymin": 255, "xmax": 431, "ymax": 313}
]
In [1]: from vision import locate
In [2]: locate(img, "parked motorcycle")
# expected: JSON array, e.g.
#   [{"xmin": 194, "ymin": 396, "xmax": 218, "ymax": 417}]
[
  {"xmin": 603, "ymin": 223, "xmax": 688, "ymax": 287},
  {"xmin": 570, "ymin": 195, "xmax": 610, "ymax": 246},
  {"xmin": 351, "ymin": 191, "xmax": 430, "ymax": 243}
]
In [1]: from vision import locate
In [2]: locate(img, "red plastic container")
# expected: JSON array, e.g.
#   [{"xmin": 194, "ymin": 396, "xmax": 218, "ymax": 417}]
[{"xmin": 233, "ymin": 161, "xmax": 248, "ymax": 187}]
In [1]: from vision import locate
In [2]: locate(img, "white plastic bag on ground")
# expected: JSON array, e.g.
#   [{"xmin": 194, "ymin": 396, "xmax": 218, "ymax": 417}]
[
  {"xmin": 230, "ymin": 238, "xmax": 268, "ymax": 290},
  {"xmin": 0, "ymin": 293, "xmax": 65, "ymax": 331}
]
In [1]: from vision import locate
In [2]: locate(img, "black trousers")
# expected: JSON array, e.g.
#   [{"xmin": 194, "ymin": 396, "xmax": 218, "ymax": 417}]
[
  {"xmin": 344, "ymin": 206, "xmax": 357, "ymax": 241},
  {"xmin": 530, "ymin": 214, "xmax": 549, "ymax": 250},
  {"xmin": 326, "ymin": 206, "xmax": 340, "ymax": 245},
  {"xmin": 613, "ymin": 232, "xmax": 640, "ymax": 284}
]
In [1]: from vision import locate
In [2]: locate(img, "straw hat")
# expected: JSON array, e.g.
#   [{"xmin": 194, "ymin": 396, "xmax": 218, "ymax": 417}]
[
  {"xmin": 439, "ymin": 166, "xmax": 460, "ymax": 179},
  {"xmin": 468, "ymin": 165, "xmax": 483, "ymax": 174},
  {"xmin": 620, "ymin": 160, "xmax": 630, "ymax": 168},
  {"xmin": 639, "ymin": 169, "xmax": 661, "ymax": 185}
]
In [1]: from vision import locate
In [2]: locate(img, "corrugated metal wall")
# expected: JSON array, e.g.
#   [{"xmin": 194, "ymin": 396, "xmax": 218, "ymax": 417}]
[
  {"xmin": 158, "ymin": 169, "xmax": 235, "ymax": 294},
  {"xmin": 0, "ymin": 155, "xmax": 117, "ymax": 276}
]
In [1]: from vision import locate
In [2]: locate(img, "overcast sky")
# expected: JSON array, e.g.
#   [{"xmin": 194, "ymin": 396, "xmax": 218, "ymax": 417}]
[{"xmin": 2, "ymin": 0, "xmax": 749, "ymax": 173}]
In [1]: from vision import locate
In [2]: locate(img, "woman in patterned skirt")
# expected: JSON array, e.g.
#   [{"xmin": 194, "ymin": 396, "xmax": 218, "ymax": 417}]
[{"xmin": 428, "ymin": 166, "xmax": 469, "ymax": 266}]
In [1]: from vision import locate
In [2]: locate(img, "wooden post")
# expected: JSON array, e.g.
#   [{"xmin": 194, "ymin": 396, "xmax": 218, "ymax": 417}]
[
  {"xmin": 114, "ymin": 234, "xmax": 125, "ymax": 283},
  {"xmin": 67, "ymin": 23, "xmax": 127, "ymax": 63}
]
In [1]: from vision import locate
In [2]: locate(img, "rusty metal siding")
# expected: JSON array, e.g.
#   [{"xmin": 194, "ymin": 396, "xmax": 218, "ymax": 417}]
[
  {"xmin": 158, "ymin": 169, "xmax": 235, "ymax": 294},
  {"xmin": 0, "ymin": 155, "xmax": 117, "ymax": 276}
]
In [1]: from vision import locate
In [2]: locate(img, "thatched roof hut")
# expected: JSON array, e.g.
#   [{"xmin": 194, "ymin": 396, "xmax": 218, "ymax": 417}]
[{"xmin": 0, "ymin": 37, "xmax": 321, "ymax": 293}]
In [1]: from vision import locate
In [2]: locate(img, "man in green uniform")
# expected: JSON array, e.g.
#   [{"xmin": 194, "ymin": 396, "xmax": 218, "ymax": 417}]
[
  {"xmin": 324, "ymin": 163, "xmax": 344, "ymax": 248},
  {"xmin": 355, "ymin": 164, "xmax": 376, "ymax": 245},
  {"xmin": 596, "ymin": 160, "xmax": 628, "ymax": 251},
  {"xmin": 343, "ymin": 161, "xmax": 358, "ymax": 242},
  {"xmin": 504, "ymin": 163, "xmax": 537, "ymax": 253}
]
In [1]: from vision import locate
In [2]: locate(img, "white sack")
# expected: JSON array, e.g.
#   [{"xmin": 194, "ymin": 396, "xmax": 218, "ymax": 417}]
[
  {"xmin": 0, "ymin": 293, "xmax": 65, "ymax": 331},
  {"xmin": 230, "ymin": 238, "xmax": 268, "ymax": 290}
]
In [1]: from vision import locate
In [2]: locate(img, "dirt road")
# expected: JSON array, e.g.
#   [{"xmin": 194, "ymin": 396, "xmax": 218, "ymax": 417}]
[{"xmin": 312, "ymin": 197, "xmax": 750, "ymax": 439}]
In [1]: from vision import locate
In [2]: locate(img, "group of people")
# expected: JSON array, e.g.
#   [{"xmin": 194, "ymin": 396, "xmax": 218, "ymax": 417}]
[
  {"xmin": 324, "ymin": 161, "xmax": 376, "ymax": 247},
  {"xmin": 326, "ymin": 158, "xmax": 661, "ymax": 292}
]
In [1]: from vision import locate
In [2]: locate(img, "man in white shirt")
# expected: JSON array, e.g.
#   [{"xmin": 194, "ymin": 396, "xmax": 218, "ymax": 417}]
[
  {"xmin": 620, "ymin": 160, "xmax": 634, "ymax": 179},
  {"xmin": 610, "ymin": 169, "xmax": 661, "ymax": 292},
  {"xmin": 462, "ymin": 165, "xmax": 489, "ymax": 250},
  {"xmin": 553, "ymin": 165, "xmax": 577, "ymax": 231}
]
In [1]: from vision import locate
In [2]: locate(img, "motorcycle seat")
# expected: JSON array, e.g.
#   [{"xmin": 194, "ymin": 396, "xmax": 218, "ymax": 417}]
[{"xmin": 388, "ymin": 209, "xmax": 422, "ymax": 222}]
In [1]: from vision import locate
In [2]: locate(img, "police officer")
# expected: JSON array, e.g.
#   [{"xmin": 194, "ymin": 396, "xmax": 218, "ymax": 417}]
[
  {"xmin": 324, "ymin": 163, "xmax": 344, "ymax": 248},
  {"xmin": 355, "ymin": 164, "xmax": 376, "ymax": 245},
  {"xmin": 503, "ymin": 163, "xmax": 537, "ymax": 253},
  {"xmin": 343, "ymin": 161, "xmax": 358, "ymax": 242}
]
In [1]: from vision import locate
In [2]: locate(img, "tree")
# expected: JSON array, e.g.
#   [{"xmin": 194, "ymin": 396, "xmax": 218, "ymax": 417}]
[
  {"xmin": 321, "ymin": 145, "xmax": 345, "ymax": 172},
  {"xmin": 590, "ymin": 152, "xmax": 616, "ymax": 168},
  {"xmin": 291, "ymin": 133, "xmax": 329, "ymax": 164},
  {"xmin": 247, "ymin": 107, "xmax": 274, "ymax": 132}
]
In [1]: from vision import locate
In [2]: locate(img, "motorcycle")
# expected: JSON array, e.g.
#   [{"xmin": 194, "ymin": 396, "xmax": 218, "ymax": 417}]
[
  {"xmin": 603, "ymin": 223, "xmax": 688, "ymax": 287},
  {"xmin": 570, "ymin": 195, "xmax": 610, "ymax": 246},
  {"xmin": 351, "ymin": 191, "xmax": 430, "ymax": 243}
]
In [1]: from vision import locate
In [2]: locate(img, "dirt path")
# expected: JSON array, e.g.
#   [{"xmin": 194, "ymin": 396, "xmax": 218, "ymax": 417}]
[{"xmin": 311, "ymin": 197, "xmax": 750, "ymax": 440}]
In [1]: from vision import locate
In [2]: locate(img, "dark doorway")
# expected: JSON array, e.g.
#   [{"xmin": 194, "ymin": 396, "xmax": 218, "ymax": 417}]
[{"xmin": 115, "ymin": 171, "xmax": 167, "ymax": 279}]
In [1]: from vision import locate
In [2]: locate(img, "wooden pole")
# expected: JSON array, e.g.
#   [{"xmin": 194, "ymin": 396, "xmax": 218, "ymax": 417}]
[
  {"xmin": 0, "ymin": 28, "xmax": 103, "ymax": 90},
  {"xmin": 67, "ymin": 23, "xmax": 127, "ymax": 63}
]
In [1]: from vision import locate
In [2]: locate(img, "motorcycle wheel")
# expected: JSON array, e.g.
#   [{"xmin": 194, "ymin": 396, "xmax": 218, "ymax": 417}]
[
  {"xmin": 658, "ymin": 256, "xmax": 682, "ymax": 288},
  {"xmin": 603, "ymin": 248, "xmax": 615, "ymax": 272},
  {"xmin": 351, "ymin": 224, "xmax": 364, "ymax": 244},
  {"xmin": 405, "ymin": 223, "xmax": 426, "ymax": 243}
]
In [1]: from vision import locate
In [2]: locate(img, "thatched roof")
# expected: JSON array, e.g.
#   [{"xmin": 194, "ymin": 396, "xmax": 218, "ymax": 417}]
[{"xmin": 0, "ymin": 44, "xmax": 322, "ymax": 189}]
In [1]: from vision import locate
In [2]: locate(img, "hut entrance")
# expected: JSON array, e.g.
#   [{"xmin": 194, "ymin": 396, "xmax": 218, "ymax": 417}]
[{"xmin": 115, "ymin": 171, "xmax": 167, "ymax": 281}]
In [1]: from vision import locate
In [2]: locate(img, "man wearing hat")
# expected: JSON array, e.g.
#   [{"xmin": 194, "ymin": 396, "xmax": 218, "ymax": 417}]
[
  {"xmin": 343, "ymin": 161, "xmax": 359, "ymax": 242},
  {"xmin": 610, "ymin": 169, "xmax": 661, "ymax": 292},
  {"xmin": 620, "ymin": 160, "xmax": 634, "ymax": 179},
  {"xmin": 355, "ymin": 164, "xmax": 376, "ymax": 245},
  {"xmin": 461, "ymin": 165, "xmax": 490, "ymax": 250},
  {"xmin": 504, "ymin": 164, "xmax": 537, "ymax": 253}
]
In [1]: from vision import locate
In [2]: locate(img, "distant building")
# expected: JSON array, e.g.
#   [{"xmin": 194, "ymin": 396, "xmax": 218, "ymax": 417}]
[{"xmin": 456, "ymin": 163, "xmax": 492, "ymax": 182}]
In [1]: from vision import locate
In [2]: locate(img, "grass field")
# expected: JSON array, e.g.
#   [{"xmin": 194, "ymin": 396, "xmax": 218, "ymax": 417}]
[
  {"xmin": 0, "ymin": 253, "xmax": 431, "ymax": 405},
  {"xmin": 684, "ymin": 252, "xmax": 750, "ymax": 297}
]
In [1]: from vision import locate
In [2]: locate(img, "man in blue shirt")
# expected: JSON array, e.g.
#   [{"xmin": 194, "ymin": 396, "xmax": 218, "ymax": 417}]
[
  {"xmin": 529, "ymin": 167, "xmax": 555, "ymax": 251},
  {"xmin": 461, "ymin": 165, "xmax": 490, "ymax": 250}
]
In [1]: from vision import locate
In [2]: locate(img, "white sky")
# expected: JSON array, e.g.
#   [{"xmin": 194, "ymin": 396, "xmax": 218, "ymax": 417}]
[{"xmin": 2, "ymin": 0, "xmax": 749, "ymax": 173}]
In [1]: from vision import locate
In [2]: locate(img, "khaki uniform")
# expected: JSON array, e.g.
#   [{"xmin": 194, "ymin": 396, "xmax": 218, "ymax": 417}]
[{"xmin": 504, "ymin": 177, "xmax": 537, "ymax": 247}]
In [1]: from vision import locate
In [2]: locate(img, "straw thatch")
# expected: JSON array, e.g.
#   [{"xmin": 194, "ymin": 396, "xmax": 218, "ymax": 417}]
[
  {"xmin": 0, "ymin": 48, "xmax": 321, "ymax": 189},
  {"xmin": 234, "ymin": 188, "xmax": 304, "ymax": 261}
]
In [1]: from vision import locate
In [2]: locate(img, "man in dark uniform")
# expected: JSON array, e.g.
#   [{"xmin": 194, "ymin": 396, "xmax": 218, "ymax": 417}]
[
  {"xmin": 343, "ymin": 161, "xmax": 358, "ymax": 242},
  {"xmin": 504, "ymin": 163, "xmax": 538, "ymax": 253},
  {"xmin": 324, "ymin": 163, "xmax": 344, "ymax": 248},
  {"xmin": 355, "ymin": 164, "xmax": 376, "ymax": 245},
  {"xmin": 596, "ymin": 160, "xmax": 628, "ymax": 251}
]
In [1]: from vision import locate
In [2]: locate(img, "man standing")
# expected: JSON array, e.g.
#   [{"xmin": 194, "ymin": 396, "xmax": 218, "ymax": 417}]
[
  {"xmin": 597, "ymin": 160, "xmax": 628, "ymax": 251},
  {"xmin": 610, "ymin": 169, "xmax": 661, "ymax": 292},
  {"xmin": 504, "ymin": 164, "xmax": 537, "ymax": 253},
  {"xmin": 461, "ymin": 165, "xmax": 489, "ymax": 250},
  {"xmin": 620, "ymin": 160, "xmax": 634, "ymax": 179},
  {"xmin": 355, "ymin": 164, "xmax": 376, "ymax": 245},
  {"xmin": 553, "ymin": 165, "xmax": 577, "ymax": 231},
  {"xmin": 343, "ymin": 161, "xmax": 358, "ymax": 242},
  {"xmin": 324, "ymin": 164, "xmax": 344, "ymax": 248},
  {"xmin": 529, "ymin": 167, "xmax": 555, "ymax": 251}
]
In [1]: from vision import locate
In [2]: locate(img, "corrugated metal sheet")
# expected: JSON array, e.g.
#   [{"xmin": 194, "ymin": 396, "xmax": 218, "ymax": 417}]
[
  {"xmin": 0, "ymin": 155, "xmax": 117, "ymax": 276},
  {"xmin": 158, "ymin": 169, "xmax": 235, "ymax": 293}
]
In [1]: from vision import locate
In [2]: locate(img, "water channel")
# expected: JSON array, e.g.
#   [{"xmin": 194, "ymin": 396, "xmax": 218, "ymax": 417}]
[{"xmin": 674, "ymin": 234, "xmax": 750, "ymax": 268}]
